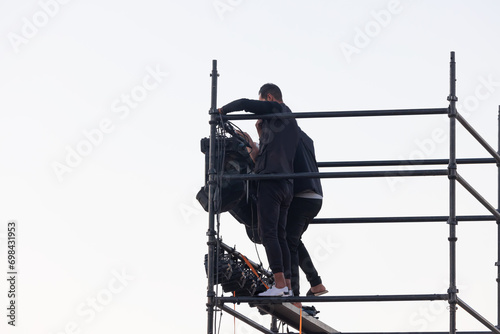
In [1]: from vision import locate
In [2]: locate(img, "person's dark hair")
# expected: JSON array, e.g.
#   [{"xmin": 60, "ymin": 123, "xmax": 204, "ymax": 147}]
[{"xmin": 259, "ymin": 83, "xmax": 283, "ymax": 102}]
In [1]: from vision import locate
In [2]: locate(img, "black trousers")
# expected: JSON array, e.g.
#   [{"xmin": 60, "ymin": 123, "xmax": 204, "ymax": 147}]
[
  {"xmin": 257, "ymin": 179, "xmax": 293, "ymax": 278},
  {"xmin": 286, "ymin": 197, "xmax": 323, "ymax": 296}
]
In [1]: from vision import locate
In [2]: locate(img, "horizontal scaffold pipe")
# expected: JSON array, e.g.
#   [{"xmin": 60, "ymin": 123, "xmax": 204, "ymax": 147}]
[
  {"xmin": 222, "ymin": 170, "xmax": 448, "ymax": 181},
  {"xmin": 318, "ymin": 157, "xmax": 496, "ymax": 168},
  {"xmin": 216, "ymin": 294, "xmax": 449, "ymax": 305},
  {"xmin": 222, "ymin": 108, "xmax": 449, "ymax": 120},
  {"xmin": 312, "ymin": 215, "xmax": 497, "ymax": 224},
  {"xmin": 456, "ymin": 111, "xmax": 500, "ymax": 165}
]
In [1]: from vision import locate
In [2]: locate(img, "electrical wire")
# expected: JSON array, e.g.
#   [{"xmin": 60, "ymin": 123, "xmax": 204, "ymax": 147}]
[
  {"xmin": 223, "ymin": 118, "xmax": 267, "ymax": 276},
  {"xmin": 225, "ymin": 118, "xmax": 271, "ymax": 283},
  {"xmin": 216, "ymin": 308, "xmax": 223, "ymax": 334},
  {"xmin": 224, "ymin": 120, "xmax": 255, "ymax": 156},
  {"xmin": 299, "ymin": 308, "xmax": 303, "ymax": 334},
  {"xmin": 250, "ymin": 198, "xmax": 266, "ymax": 272}
]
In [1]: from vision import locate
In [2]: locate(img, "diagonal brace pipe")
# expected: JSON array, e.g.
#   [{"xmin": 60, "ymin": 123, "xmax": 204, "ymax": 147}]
[
  {"xmin": 457, "ymin": 297, "xmax": 500, "ymax": 334},
  {"xmin": 456, "ymin": 173, "xmax": 500, "ymax": 220},
  {"xmin": 456, "ymin": 112, "xmax": 500, "ymax": 165}
]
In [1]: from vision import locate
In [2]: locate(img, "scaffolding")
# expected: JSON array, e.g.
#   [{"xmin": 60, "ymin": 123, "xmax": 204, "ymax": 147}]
[{"xmin": 204, "ymin": 52, "xmax": 500, "ymax": 334}]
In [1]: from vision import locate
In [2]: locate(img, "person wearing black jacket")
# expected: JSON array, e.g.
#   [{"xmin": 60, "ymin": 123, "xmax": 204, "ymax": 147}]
[
  {"xmin": 287, "ymin": 130, "xmax": 328, "ymax": 305},
  {"xmin": 219, "ymin": 83, "xmax": 299, "ymax": 297},
  {"xmin": 239, "ymin": 125, "xmax": 328, "ymax": 304}
]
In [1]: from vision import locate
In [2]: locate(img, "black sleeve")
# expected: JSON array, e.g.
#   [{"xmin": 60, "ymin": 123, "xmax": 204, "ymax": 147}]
[{"xmin": 221, "ymin": 98, "xmax": 282, "ymax": 115}]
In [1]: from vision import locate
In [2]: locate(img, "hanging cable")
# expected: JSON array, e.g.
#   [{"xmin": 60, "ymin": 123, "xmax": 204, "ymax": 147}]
[
  {"xmin": 299, "ymin": 308, "xmax": 303, "ymax": 334},
  {"xmin": 233, "ymin": 291, "xmax": 236, "ymax": 334},
  {"xmin": 216, "ymin": 306, "xmax": 223, "ymax": 334},
  {"xmin": 240, "ymin": 254, "xmax": 269, "ymax": 289},
  {"xmin": 223, "ymin": 120, "xmax": 254, "ymax": 155},
  {"xmin": 250, "ymin": 201, "xmax": 265, "ymax": 270}
]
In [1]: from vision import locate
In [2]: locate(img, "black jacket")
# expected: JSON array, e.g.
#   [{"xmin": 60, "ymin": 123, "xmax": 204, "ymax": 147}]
[
  {"xmin": 293, "ymin": 131, "xmax": 323, "ymax": 196},
  {"xmin": 221, "ymin": 98, "xmax": 300, "ymax": 175}
]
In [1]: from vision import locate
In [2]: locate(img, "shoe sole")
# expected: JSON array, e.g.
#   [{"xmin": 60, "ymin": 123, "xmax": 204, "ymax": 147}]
[{"xmin": 306, "ymin": 289, "xmax": 328, "ymax": 296}]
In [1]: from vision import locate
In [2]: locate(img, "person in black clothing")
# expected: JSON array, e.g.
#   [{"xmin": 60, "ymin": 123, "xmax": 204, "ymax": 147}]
[
  {"xmin": 237, "ymin": 107, "xmax": 329, "ymax": 304},
  {"xmin": 218, "ymin": 83, "xmax": 299, "ymax": 297},
  {"xmin": 287, "ymin": 130, "xmax": 328, "ymax": 306}
]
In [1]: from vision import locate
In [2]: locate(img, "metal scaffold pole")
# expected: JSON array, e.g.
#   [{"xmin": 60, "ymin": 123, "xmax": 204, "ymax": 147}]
[
  {"xmin": 447, "ymin": 51, "xmax": 458, "ymax": 334},
  {"xmin": 497, "ymin": 105, "xmax": 500, "ymax": 328},
  {"xmin": 206, "ymin": 59, "xmax": 219, "ymax": 334}
]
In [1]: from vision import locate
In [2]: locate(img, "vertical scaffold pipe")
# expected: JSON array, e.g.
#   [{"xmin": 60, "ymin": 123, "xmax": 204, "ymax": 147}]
[
  {"xmin": 447, "ymin": 51, "xmax": 458, "ymax": 334},
  {"xmin": 497, "ymin": 105, "xmax": 500, "ymax": 328},
  {"xmin": 271, "ymin": 317, "xmax": 278, "ymax": 333},
  {"xmin": 207, "ymin": 59, "xmax": 219, "ymax": 334}
]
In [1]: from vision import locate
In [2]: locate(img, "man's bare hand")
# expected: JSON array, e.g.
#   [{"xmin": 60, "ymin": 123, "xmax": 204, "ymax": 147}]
[
  {"xmin": 235, "ymin": 130, "xmax": 258, "ymax": 162},
  {"xmin": 235, "ymin": 130, "xmax": 252, "ymax": 144}
]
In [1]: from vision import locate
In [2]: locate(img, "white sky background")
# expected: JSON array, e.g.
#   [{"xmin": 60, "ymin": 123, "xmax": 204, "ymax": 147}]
[{"xmin": 1, "ymin": 0, "xmax": 500, "ymax": 333}]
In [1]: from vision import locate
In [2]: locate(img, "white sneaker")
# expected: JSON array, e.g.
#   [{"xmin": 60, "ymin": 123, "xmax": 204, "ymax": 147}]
[
  {"xmin": 258, "ymin": 285, "xmax": 289, "ymax": 297},
  {"xmin": 284, "ymin": 289, "xmax": 294, "ymax": 297}
]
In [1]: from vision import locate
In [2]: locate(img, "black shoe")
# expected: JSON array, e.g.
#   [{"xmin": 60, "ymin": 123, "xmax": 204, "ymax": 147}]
[{"xmin": 302, "ymin": 305, "xmax": 319, "ymax": 317}]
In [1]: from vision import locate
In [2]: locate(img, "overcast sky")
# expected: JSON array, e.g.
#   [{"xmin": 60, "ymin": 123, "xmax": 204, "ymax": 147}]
[{"xmin": 1, "ymin": 0, "xmax": 500, "ymax": 333}]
